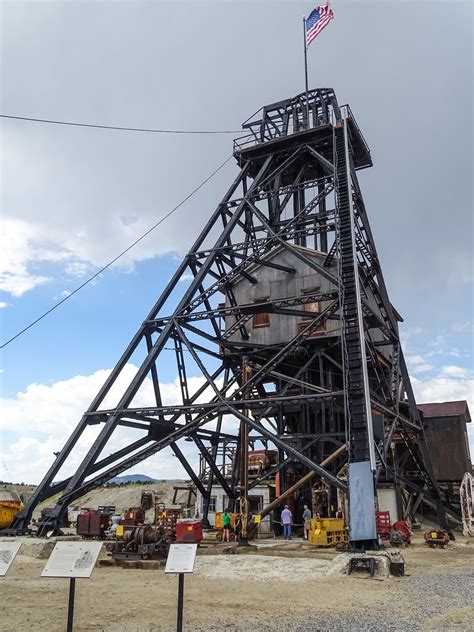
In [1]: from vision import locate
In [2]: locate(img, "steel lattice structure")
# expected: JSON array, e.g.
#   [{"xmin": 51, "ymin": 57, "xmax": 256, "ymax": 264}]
[{"xmin": 7, "ymin": 89, "xmax": 450, "ymax": 541}]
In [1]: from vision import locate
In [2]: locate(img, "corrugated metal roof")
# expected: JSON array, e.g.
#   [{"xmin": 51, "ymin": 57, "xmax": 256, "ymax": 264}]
[{"xmin": 418, "ymin": 400, "xmax": 471, "ymax": 422}]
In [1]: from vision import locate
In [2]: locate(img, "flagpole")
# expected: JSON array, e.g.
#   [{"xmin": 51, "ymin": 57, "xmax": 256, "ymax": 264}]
[{"xmin": 303, "ymin": 16, "xmax": 310, "ymax": 127}]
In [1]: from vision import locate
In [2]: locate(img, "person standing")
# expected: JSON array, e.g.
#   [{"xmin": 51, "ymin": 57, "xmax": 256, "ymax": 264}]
[
  {"xmin": 281, "ymin": 505, "xmax": 293, "ymax": 540},
  {"xmin": 222, "ymin": 508, "xmax": 232, "ymax": 542},
  {"xmin": 234, "ymin": 513, "xmax": 241, "ymax": 542},
  {"xmin": 303, "ymin": 504, "xmax": 312, "ymax": 540}
]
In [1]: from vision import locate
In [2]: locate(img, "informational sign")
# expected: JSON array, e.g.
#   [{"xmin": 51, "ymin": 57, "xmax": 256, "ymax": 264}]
[
  {"xmin": 41, "ymin": 541, "xmax": 102, "ymax": 579},
  {"xmin": 0, "ymin": 541, "xmax": 22, "ymax": 577},
  {"xmin": 165, "ymin": 543, "xmax": 197, "ymax": 574}
]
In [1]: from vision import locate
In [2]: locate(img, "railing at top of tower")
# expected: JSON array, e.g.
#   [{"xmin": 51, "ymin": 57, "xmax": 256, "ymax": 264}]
[{"xmin": 233, "ymin": 90, "xmax": 371, "ymax": 166}]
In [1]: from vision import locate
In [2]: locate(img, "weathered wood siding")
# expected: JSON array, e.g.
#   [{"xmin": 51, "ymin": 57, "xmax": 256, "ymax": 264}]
[
  {"xmin": 224, "ymin": 247, "xmax": 339, "ymax": 346},
  {"xmin": 424, "ymin": 416, "xmax": 472, "ymax": 481}
]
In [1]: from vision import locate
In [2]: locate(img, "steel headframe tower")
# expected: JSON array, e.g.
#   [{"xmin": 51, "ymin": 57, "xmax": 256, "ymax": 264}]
[{"xmin": 6, "ymin": 89, "xmax": 450, "ymax": 543}]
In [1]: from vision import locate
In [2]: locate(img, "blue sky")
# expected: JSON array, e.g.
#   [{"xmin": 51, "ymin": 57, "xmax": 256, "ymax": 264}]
[{"xmin": 1, "ymin": 1, "xmax": 472, "ymax": 483}]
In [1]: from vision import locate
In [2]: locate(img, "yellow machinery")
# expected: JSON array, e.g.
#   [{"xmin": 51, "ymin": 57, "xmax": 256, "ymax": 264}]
[
  {"xmin": 214, "ymin": 511, "xmax": 238, "ymax": 530},
  {"xmin": 308, "ymin": 517, "xmax": 347, "ymax": 547},
  {"xmin": 214, "ymin": 512, "xmax": 241, "ymax": 540},
  {"xmin": 0, "ymin": 498, "xmax": 23, "ymax": 530}
]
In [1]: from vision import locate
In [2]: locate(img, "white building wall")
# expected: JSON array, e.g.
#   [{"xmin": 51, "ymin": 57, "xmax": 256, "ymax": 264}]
[{"xmin": 377, "ymin": 487, "xmax": 399, "ymax": 522}]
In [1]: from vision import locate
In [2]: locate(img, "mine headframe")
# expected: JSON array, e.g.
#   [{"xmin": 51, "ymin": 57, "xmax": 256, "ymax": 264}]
[{"xmin": 5, "ymin": 88, "xmax": 450, "ymax": 542}]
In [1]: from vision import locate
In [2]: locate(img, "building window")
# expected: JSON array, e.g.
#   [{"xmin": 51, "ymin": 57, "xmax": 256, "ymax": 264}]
[
  {"xmin": 249, "ymin": 495, "xmax": 263, "ymax": 513},
  {"xmin": 252, "ymin": 298, "xmax": 270, "ymax": 329},
  {"xmin": 299, "ymin": 288, "xmax": 326, "ymax": 335},
  {"xmin": 208, "ymin": 496, "xmax": 217, "ymax": 512}
]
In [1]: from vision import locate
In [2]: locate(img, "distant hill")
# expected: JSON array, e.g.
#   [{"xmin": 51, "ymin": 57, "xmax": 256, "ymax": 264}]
[{"xmin": 106, "ymin": 474, "xmax": 157, "ymax": 485}]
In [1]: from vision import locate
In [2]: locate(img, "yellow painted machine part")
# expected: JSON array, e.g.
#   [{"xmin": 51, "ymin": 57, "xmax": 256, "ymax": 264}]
[
  {"xmin": 308, "ymin": 517, "xmax": 347, "ymax": 547},
  {"xmin": 0, "ymin": 500, "xmax": 23, "ymax": 529},
  {"xmin": 310, "ymin": 518, "xmax": 344, "ymax": 531}
]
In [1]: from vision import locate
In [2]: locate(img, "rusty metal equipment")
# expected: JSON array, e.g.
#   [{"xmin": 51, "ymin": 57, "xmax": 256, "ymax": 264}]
[
  {"xmin": 391, "ymin": 520, "xmax": 411, "ymax": 545},
  {"xmin": 172, "ymin": 485, "xmax": 196, "ymax": 509},
  {"xmin": 389, "ymin": 530, "xmax": 404, "ymax": 546},
  {"xmin": 175, "ymin": 519, "xmax": 203, "ymax": 544},
  {"xmin": 140, "ymin": 491, "xmax": 154, "ymax": 511},
  {"xmin": 424, "ymin": 528, "xmax": 449, "ymax": 548},
  {"xmin": 155, "ymin": 505, "xmax": 180, "ymax": 537},
  {"xmin": 76, "ymin": 510, "xmax": 112, "ymax": 539},
  {"xmin": 389, "ymin": 560, "xmax": 405, "ymax": 576},
  {"xmin": 123, "ymin": 506, "xmax": 145, "ymax": 527},
  {"xmin": 348, "ymin": 557, "xmax": 378, "ymax": 576},
  {"xmin": 247, "ymin": 450, "xmax": 278, "ymax": 477},
  {"xmin": 106, "ymin": 524, "xmax": 169, "ymax": 561}
]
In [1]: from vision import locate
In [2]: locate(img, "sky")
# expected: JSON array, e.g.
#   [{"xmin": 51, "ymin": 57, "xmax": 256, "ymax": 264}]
[{"xmin": 0, "ymin": 0, "xmax": 472, "ymax": 484}]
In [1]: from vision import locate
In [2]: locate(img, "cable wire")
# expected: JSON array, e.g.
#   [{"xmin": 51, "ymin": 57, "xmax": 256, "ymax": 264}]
[
  {"xmin": 0, "ymin": 154, "xmax": 234, "ymax": 349},
  {"xmin": 0, "ymin": 114, "xmax": 241, "ymax": 135}
]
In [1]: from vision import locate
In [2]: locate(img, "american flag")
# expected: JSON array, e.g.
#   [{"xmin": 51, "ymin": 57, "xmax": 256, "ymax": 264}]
[{"xmin": 306, "ymin": 3, "xmax": 334, "ymax": 47}]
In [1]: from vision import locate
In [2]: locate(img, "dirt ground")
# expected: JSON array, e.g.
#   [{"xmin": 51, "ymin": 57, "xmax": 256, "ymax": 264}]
[{"xmin": 0, "ymin": 533, "xmax": 472, "ymax": 632}]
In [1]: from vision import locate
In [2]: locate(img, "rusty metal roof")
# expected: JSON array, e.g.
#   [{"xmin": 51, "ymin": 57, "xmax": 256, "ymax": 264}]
[{"xmin": 418, "ymin": 400, "xmax": 471, "ymax": 422}]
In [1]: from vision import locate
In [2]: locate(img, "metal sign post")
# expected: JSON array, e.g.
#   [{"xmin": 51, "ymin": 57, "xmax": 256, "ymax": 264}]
[
  {"xmin": 165, "ymin": 543, "xmax": 198, "ymax": 632},
  {"xmin": 41, "ymin": 541, "xmax": 102, "ymax": 631},
  {"xmin": 177, "ymin": 573, "xmax": 185, "ymax": 632},
  {"xmin": 67, "ymin": 577, "xmax": 76, "ymax": 632}
]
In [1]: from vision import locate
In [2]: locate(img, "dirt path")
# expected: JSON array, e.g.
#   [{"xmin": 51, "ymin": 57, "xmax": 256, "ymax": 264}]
[{"xmin": 0, "ymin": 535, "xmax": 472, "ymax": 631}]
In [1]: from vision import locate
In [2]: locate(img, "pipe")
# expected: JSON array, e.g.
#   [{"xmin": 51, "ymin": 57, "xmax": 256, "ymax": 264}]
[{"xmin": 253, "ymin": 443, "xmax": 347, "ymax": 528}]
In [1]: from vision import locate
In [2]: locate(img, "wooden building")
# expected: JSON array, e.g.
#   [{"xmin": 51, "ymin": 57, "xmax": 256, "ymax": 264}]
[
  {"xmin": 223, "ymin": 244, "xmax": 393, "ymax": 364},
  {"xmin": 418, "ymin": 400, "xmax": 472, "ymax": 482}
]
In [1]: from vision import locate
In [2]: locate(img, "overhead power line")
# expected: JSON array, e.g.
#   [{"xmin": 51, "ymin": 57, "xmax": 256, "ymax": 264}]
[
  {"xmin": 0, "ymin": 114, "xmax": 241, "ymax": 135},
  {"xmin": 0, "ymin": 154, "xmax": 233, "ymax": 349}
]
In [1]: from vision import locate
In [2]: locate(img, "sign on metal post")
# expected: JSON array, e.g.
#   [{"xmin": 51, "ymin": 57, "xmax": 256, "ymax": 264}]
[
  {"xmin": 0, "ymin": 541, "xmax": 22, "ymax": 576},
  {"xmin": 165, "ymin": 543, "xmax": 197, "ymax": 574},
  {"xmin": 165, "ymin": 543, "xmax": 197, "ymax": 632},
  {"xmin": 42, "ymin": 541, "xmax": 102, "ymax": 632}
]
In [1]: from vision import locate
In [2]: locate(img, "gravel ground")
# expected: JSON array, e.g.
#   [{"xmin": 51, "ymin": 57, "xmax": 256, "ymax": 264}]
[{"xmin": 0, "ymin": 535, "xmax": 472, "ymax": 631}]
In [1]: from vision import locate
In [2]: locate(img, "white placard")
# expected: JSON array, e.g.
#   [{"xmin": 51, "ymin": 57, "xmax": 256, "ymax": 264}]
[
  {"xmin": 165, "ymin": 543, "xmax": 197, "ymax": 574},
  {"xmin": 41, "ymin": 541, "xmax": 103, "ymax": 579},
  {"xmin": 0, "ymin": 541, "xmax": 22, "ymax": 577}
]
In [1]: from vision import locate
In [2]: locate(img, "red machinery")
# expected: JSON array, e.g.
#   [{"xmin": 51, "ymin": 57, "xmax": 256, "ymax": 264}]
[
  {"xmin": 424, "ymin": 528, "xmax": 449, "ymax": 548},
  {"xmin": 392, "ymin": 520, "xmax": 411, "ymax": 545},
  {"xmin": 176, "ymin": 519, "xmax": 203, "ymax": 544},
  {"xmin": 375, "ymin": 511, "xmax": 391, "ymax": 540},
  {"xmin": 376, "ymin": 512, "xmax": 412, "ymax": 546},
  {"xmin": 77, "ymin": 509, "xmax": 112, "ymax": 539}
]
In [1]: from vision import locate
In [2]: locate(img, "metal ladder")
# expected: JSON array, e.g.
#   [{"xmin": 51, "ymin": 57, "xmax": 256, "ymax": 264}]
[{"xmin": 334, "ymin": 123, "xmax": 372, "ymax": 465}]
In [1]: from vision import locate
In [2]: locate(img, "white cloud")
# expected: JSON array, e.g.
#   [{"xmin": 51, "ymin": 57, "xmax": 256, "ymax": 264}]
[
  {"xmin": 64, "ymin": 261, "xmax": 93, "ymax": 278},
  {"xmin": 0, "ymin": 365, "xmax": 234, "ymax": 484},
  {"xmin": 0, "ymin": 301, "xmax": 11, "ymax": 309},
  {"xmin": 452, "ymin": 321, "xmax": 474, "ymax": 334},
  {"xmin": 441, "ymin": 365, "xmax": 471, "ymax": 379},
  {"xmin": 412, "ymin": 371, "xmax": 474, "ymax": 454},
  {"xmin": 0, "ymin": 218, "xmax": 55, "ymax": 296},
  {"xmin": 447, "ymin": 350, "xmax": 461, "ymax": 358},
  {"xmin": 178, "ymin": 273, "xmax": 194, "ymax": 283},
  {"xmin": 411, "ymin": 363, "xmax": 434, "ymax": 374},
  {"xmin": 406, "ymin": 354, "xmax": 434, "ymax": 374}
]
